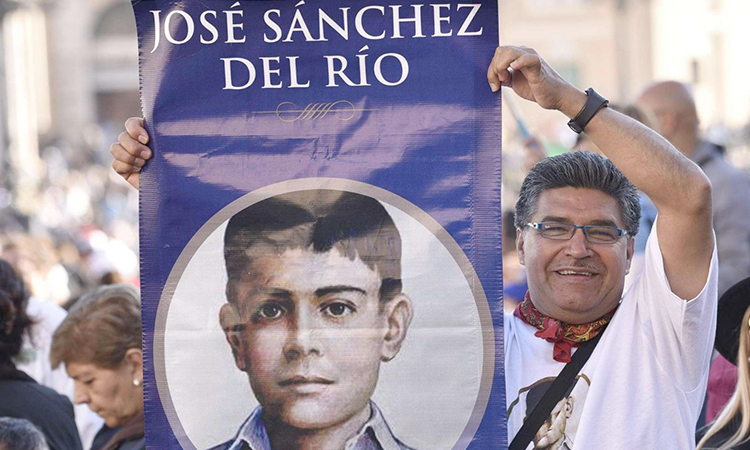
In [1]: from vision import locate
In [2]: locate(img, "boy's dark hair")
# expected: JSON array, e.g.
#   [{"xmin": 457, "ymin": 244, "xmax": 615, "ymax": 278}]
[{"xmin": 224, "ymin": 190, "xmax": 402, "ymax": 304}]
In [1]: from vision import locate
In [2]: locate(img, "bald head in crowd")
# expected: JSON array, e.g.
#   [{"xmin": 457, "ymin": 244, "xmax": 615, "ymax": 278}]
[
  {"xmin": 638, "ymin": 80, "xmax": 750, "ymax": 297},
  {"xmin": 636, "ymin": 81, "xmax": 701, "ymax": 157}
]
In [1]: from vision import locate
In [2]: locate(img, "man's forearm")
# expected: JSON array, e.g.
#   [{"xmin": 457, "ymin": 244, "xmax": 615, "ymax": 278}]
[
  {"xmin": 558, "ymin": 88, "xmax": 711, "ymax": 216},
  {"xmin": 555, "ymin": 87, "xmax": 714, "ymax": 299}
]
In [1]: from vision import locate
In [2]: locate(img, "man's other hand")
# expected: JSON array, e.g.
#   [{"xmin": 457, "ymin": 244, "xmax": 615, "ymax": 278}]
[
  {"xmin": 487, "ymin": 46, "xmax": 584, "ymax": 118},
  {"xmin": 110, "ymin": 117, "xmax": 152, "ymax": 190}
]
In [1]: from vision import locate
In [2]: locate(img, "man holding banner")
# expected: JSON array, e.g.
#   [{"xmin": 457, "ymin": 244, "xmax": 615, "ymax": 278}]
[
  {"xmin": 488, "ymin": 46, "xmax": 717, "ymax": 449},
  {"xmin": 113, "ymin": 44, "xmax": 717, "ymax": 449}
]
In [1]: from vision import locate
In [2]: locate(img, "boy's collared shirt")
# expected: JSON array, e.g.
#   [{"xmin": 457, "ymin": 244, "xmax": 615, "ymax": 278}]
[{"xmin": 217, "ymin": 402, "xmax": 414, "ymax": 450}]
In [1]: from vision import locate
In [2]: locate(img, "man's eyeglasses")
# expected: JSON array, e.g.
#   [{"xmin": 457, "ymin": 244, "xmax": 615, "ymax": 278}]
[{"xmin": 525, "ymin": 222, "xmax": 629, "ymax": 244}]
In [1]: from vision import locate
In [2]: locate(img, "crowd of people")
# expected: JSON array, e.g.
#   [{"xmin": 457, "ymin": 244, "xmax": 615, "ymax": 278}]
[
  {"xmin": 0, "ymin": 147, "xmax": 139, "ymax": 304},
  {"xmin": 1, "ymin": 44, "xmax": 750, "ymax": 450},
  {"xmin": 0, "ymin": 123, "xmax": 141, "ymax": 449},
  {"xmin": 1, "ymin": 259, "xmax": 144, "ymax": 450}
]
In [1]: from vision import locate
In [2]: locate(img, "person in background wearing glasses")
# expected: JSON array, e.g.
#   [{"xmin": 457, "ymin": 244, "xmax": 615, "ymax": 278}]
[{"xmin": 489, "ymin": 46, "xmax": 717, "ymax": 448}]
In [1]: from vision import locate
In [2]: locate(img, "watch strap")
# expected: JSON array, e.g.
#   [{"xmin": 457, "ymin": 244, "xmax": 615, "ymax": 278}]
[{"xmin": 567, "ymin": 88, "xmax": 609, "ymax": 134}]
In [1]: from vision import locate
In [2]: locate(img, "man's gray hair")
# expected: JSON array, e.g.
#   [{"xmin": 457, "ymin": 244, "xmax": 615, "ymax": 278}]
[
  {"xmin": 514, "ymin": 151, "xmax": 641, "ymax": 235},
  {"xmin": 0, "ymin": 418, "xmax": 49, "ymax": 450}
]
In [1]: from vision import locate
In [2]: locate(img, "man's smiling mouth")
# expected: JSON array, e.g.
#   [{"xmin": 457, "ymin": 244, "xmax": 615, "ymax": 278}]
[{"xmin": 556, "ymin": 270, "xmax": 595, "ymax": 276}]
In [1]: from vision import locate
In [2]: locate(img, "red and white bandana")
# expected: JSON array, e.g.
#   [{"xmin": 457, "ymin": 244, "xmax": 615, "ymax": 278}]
[{"xmin": 514, "ymin": 292, "xmax": 616, "ymax": 363}]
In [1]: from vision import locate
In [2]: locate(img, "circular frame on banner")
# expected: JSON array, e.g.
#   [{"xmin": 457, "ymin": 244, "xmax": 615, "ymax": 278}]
[{"xmin": 153, "ymin": 178, "xmax": 495, "ymax": 450}]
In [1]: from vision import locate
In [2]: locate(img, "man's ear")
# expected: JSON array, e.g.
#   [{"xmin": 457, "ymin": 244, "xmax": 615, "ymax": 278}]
[
  {"xmin": 220, "ymin": 303, "xmax": 248, "ymax": 371},
  {"xmin": 380, "ymin": 294, "xmax": 413, "ymax": 362},
  {"xmin": 516, "ymin": 228, "xmax": 526, "ymax": 266},
  {"xmin": 123, "ymin": 348, "xmax": 143, "ymax": 384},
  {"xmin": 625, "ymin": 237, "xmax": 635, "ymax": 274}
]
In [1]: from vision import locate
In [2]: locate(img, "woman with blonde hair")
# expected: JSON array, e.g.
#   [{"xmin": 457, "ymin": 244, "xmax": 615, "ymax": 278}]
[
  {"xmin": 697, "ymin": 277, "xmax": 750, "ymax": 449},
  {"xmin": 50, "ymin": 284, "xmax": 144, "ymax": 450}
]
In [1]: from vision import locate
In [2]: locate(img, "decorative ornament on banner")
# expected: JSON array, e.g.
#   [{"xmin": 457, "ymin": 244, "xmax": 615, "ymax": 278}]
[{"xmin": 132, "ymin": 1, "xmax": 505, "ymax": 449}]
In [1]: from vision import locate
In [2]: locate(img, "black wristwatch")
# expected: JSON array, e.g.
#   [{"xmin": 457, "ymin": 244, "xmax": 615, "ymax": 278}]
[{"xmin": 567, "ymin": 88, "xmax": 609, "ymax": 134}]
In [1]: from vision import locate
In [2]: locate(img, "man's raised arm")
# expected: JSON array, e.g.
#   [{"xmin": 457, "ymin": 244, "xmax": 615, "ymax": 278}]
[{"xmin": 488, "ymin": 45, "xmax": 713, "ymax": 300}]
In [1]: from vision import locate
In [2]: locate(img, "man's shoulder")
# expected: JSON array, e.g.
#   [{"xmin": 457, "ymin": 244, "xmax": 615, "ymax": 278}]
[
  {"xmin": 503, "ymin": 310, "xmax": 512, "ymax": 329},
  {"xmin": 502, "ymin": 311, "xmax": 517, "ymax": 348},
  {"xmin": 503, "ymin": 310, "xmax": 522, "ymax": 332},
  {"xmin": 503, "ymin": 310, "xmax": 542, "ymax": 343}
]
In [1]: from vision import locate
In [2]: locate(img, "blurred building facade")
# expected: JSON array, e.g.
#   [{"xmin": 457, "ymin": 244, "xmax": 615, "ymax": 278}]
[
  {"xmin": 0, "ymin": 0, "xmax": 138, "ymax": 211},
  {"xmin": 0, "ymin": 0, "xmax": 139, "ymax": 303},
  {"xmin": 500, "ymin": 0, "xmax": 750, "ymax": 169}
]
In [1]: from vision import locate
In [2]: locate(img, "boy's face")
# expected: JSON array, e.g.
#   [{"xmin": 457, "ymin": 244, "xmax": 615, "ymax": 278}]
[{"xmin": 220, "ymin": 246, "xmax": 411, "ymax": 431}]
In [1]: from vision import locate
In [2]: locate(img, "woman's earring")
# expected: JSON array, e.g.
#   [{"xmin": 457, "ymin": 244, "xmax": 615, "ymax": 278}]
[{"xmin": 133, "ymin": 379, "xmax": 141, "ymax": 387}]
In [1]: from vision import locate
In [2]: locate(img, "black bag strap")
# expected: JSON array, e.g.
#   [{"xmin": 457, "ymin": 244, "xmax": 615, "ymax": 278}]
[{"xmin": 508, "ymin": 330, "xmax": 605, "ymax": 450}]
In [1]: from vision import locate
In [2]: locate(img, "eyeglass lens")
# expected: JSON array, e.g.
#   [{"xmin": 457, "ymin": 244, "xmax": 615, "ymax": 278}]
[{"xmin": 539, "ymin": 223, "xmax": 621, "ymax": 243}]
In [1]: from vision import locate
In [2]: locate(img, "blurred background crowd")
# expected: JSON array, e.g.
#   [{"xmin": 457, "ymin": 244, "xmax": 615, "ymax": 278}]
[
  {"xmin": 0, "ymin": 0, "xmax": 749, "ymax": 449},
  {"xmin": 0, "ymin": 0, "xmax": 749, "ymax": 310},
  {"xmin": 0, "ymin": 0, "xmax": 139, "ymax": 310}
]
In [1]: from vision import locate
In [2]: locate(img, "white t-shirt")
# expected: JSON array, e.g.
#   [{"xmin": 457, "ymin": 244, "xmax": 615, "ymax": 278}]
[{"xmin": 505, "ymin": 224, "xmax": 718, "ymax": 450}]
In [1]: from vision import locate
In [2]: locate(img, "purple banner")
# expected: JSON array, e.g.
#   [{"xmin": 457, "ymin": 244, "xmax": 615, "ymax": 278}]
[{"xmin": 133, "ymin": 1, "xmax": 505, "ymax": 448}]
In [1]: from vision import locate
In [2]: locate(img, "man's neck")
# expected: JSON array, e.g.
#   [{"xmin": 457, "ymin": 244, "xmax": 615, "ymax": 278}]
[
  {"xmin": 265, "ymin": 404, "xmax": 371, "ymax": 450},
  {"xmin": 530, "ymin": 295, "xmax": 619, "ymax": 325}
]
